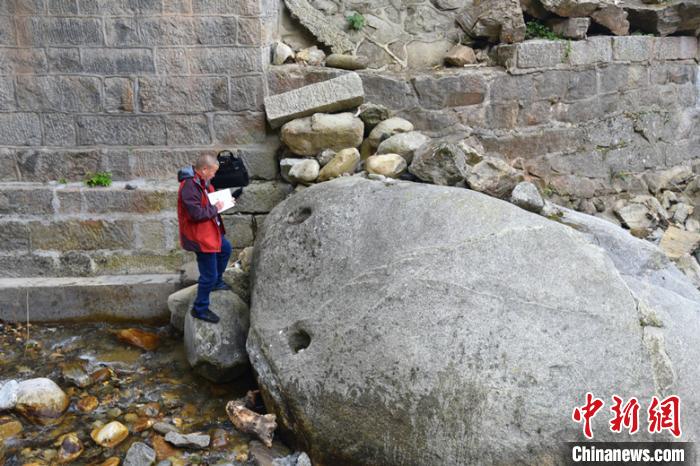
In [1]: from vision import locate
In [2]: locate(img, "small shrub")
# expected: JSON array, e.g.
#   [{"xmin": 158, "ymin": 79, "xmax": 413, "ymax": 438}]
[
  {"xmin": 347, "ymin": 12, "xmax": 366, "ymax": 31},
  {"xmin": 525, "ymin": 20, "xmax": 561, "ymax": 40},
  {"xmin": 85, "ymin": 171, "xmax": 112, "ymax": 187},
  {"xmin": 58, "ymin": 177, "xmax": 67, "ymax": 184}
]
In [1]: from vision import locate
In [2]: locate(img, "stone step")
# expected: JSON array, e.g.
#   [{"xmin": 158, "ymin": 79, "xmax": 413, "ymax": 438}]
[{"xmin": 0, "ymin": 274, "xmax": 182, "ymax": 323}]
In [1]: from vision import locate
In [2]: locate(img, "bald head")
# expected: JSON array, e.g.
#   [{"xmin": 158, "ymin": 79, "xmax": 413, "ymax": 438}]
[{"xmin": 195, "ymin": 154, "xmax": 219, "ymax": 171}]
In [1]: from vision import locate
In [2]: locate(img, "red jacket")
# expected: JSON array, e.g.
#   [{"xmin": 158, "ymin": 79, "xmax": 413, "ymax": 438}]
[{"xmin": 177, "ymin": 171, "xmax": 226, "ymax": 253}]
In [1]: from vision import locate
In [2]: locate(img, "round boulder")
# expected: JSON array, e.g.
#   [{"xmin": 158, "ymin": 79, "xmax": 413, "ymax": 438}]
[
  {"xmin": 247, "ymin": 177, "xmax": 700, "ymax": 465},
  {"xmin": 365, "ymin": 154, "xmax": 407, "ymax": 178},
  {"xmin": 281, "ymin": 113, "xmax": 364, "ymax": 157}
]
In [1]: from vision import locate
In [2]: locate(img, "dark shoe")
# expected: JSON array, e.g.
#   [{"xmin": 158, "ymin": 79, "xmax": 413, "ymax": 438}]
[
  {"xmin": 212, "ymin": 282, "xmax": 231, "ymax": 291},
  {"xmin": 190, "ymin": 308, "xmax": 220, "ymax": 323}
]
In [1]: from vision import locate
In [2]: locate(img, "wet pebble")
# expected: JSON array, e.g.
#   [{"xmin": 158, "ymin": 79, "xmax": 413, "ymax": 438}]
[
  {"xmin": 55, "ymin": 432, "xmax": 83, "ymax": 464},
  {"xmin": 113, "ymin": 329, "xmax": 160, "ymax": 351},
  {"xmin": 60, "ymin": 361, "xmax": 92, "ymax": 388},
  {"xmin": 153, "ymin": 422, "xmax": 178, "ymax": 435},
  {"xmin": 124, "ymin": 441, "xmax": 156, "ymax": 466},
  {"xmin": 0, "ymin": 418, "xmax": 23, "ymax": 439},
  {"xmin": 164, "ymin": 431, "xmax": 210, "ymax": 449},
  {"xmin": 91, "ymin": 420, "xmax": 129, "ymax": 448}
]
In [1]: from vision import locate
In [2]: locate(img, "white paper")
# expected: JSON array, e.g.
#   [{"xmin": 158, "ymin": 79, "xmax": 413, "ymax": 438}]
[{"xmin": 207, "ymin": 189, "xmax": 235, "ymax": 213}]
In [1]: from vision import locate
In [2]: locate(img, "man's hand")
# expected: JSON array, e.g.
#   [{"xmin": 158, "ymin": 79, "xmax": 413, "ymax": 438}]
[{"xmin": 215, "ymin": 200, "xmax": 224, "ymax": 212}]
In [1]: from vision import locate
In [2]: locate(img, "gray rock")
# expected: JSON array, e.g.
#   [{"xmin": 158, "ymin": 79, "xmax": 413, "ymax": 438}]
[
  {"xmin": 247, "ymin": 177, "xmax": 700, "ymax": 466},
  {"xmin": 280, "ymin": 158, "xmax": 307, "ymax": 184},
  {"xmin": 510, "ymin": 181, "xmax": 545, "ymax": 213},
  {"xmin": 367, "ymin": 117, "xmax": 414, "ymax": 149},
  {"xmin": 164, "ymin": 431, "xmax": 210, "ymax": 449},
  {"xmin": 376, "ymin": 131, "xmax": 430, "ymax": 164},
  {"xmin": 281, "ymin": 113, "xmax": 364, "ymax": 156},
  {"xmin": 676, "ymin": 254, "xmax": 700, "ymax": 289},
  {"xmin": 264, "ymin": 73, "xmax": 364, "ymax": 129},
  {"xmin": 409, "ymin": 141, "xmax": 469, "ymax": 186},
  {"xmin": 184, "ymin": 290, "xmax": 250, "ymax": 382},
  {"xmin": 686, "ymin": 218, "xmax": 700, "ymax": 233},
  {"xmin": 295, "ymin": 46, "xmax": 325, "ymax": 66},
  {"xmin": 466, "ymin": 156, "xmax": 524, "ymax": 199},
  {"xmin": 0, "ymin": 379, "xmax": 19, "ymax": 410},
  {"xmin": 591, "ymin": 6, "xmax": 629, "ymax": 35},
  {"xmin": 288, "ymin": 159, "xmax": 320, "ymax": 184},
  {"xmin": 283, "ymin": 0, "xmax": 355, "ymax": 54},
  {"xmin": 167, "ymin": 284, "xmax": 197, "ymax": 332},
  {"xmin": 659, "ymin": 226, "xmax": 700, "ymax": 260},
  {"xmin": 316, "ymin": 149, "xmax": 336, "ymax": 167},
  {"xmin": 548, "ymin": 17, "xmax": 591, "ymax": 39},
  {"xmin": 222, "ymin": 264, "xmax": 250, "ymax": 304},
  {"xmin": 456, "ymin": 0, "xmax": 526, "ymax": 43},
  {"xmin": 273, "ymin": 42, "xmax": 294, "ymax": 65},
  {"xmin": 365, "ymin": 154, "xmax": 407, "ymax": 178},
  {"xmin": 444, "ymin": 44, "xmax": 477, "ymax": 66},
  {"xmin": 614, "ymin": 196, "xmax": 668, "ymax": 234},
  {"xmin": 357, "ymin": 103, "xmax": 390, "ymax": 132},
  {"xmin": 124, "ymin": 442, "xmax": 156, "ymax": 466},
  {"xmin": 325, "ymin": 54, "xmax": 368, "ymax": 70},
  {"xmin": 152, "ymin": 422, "xmax": 179, "ymax": 435},
  {"xmin": 643, "ymin": 166, "xmax": 694, "ymax": 194},
  {"xmin": 671, "ymin": 202, "xmax": 693, "ymax": 225}
]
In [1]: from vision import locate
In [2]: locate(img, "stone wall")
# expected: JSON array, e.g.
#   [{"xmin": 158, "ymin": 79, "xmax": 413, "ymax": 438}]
[{"xmin": 268, "ymin": 35, "xmax": 700, "ymax": 216}]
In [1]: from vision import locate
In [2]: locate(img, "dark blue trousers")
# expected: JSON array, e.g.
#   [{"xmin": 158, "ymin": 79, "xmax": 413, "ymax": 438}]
[{"xmin": 193, "ymin": 236, "xmax": 232, "ymax": 312}]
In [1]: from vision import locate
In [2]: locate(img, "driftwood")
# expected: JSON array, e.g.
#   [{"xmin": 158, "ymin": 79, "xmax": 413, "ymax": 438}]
[{"xmin": 226, "ymin": 390, "xmax": 277, "ymax": 448}]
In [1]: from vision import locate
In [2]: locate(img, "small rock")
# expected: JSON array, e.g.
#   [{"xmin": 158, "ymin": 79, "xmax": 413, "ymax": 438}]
[
  {"xmin": 167, "ymin": 285, "xmax": 197, "ymax": 333},
  {"xmin": 510, "ymin": 181, "xmax": 545, "ymax": 213},
  {"xmin": 164, "ymin": 431, "xmax": 210, "ymax": 449},
  {"xmin": 316, "ymin": 149, "xmax": 336, "ymax": 167},
  {"xmin": 60, "ymin": 361, "xmax": 92, "ymax": 388},
  {"xmin": 671, "ymin": 203, "xmax": 693, "ymax": 225},
  {"xmin": 153, "ymin": 422, "xmax": 179, "ymax": 435},
  {"xmin": 317, "ymin": 148, "xmax": 360, "ymax": 182},
  {"xmin": 273, "ymin": 42, "xmax": 294, "ymax": 65},
  {"xmin": 296, "ymin": 452, "xmax": 312, "ymax": 466},
  {"xmin": 125, "ymin": 183, "xmax": 137, "ymax": 190},
  {"xmin": 133, "ymin": 417, "xmax": 154, "ymax": 432},
  {"xmin": 124, "ymin": 441, "xmax": 156, "ymax": 466},
  {"xmin": 659, "ymin": 226, "xmax": 700, "ymax": 260},
  {"xmin": 359, "ymin": 138, "xmax": 373, "ymax": 160},
  {"xmin": 675, "ymin": 254, "xmax": 700, "ymax": 289},
  {"xmin": 222, "ymin": 264, "xmax": 250, "ymax": 304},
  {"xmin": 686, "ymin": 218, "xmax": 700, "ymax": 233},
  {"xmin": 280, "ymin": 158, "xmax": 306, "ymax": 184},
  {"xmin": 365, "ymin": 154, "xmax": 407, "ymax": 178},
  {"xmin": 644, "ymin": 166, "xmax": 694, "ymax": 194},
  {"xmin": 99, "ymin": 458, "xmax": 121, "ymax": 466},
  {"xmin": 295, "ymin": 46, "xmax": 325, "ymax": 66},
  {"xmin": 248, "ymin": 440, "xmax": 291, "ymax": 466},
  {"xmin": 211, "ymin": 428, "xmax": 229, "ymax": 449},
  {"xmin": 288, "ymin": 159, "xmax": 320, "ymax": 184},
  {"xmin": 108, "ymin": 407, "xmax": 123, "ymax": 418},
  {"xmin": 368, "ymin": 117, "xmax": 414, "ymax": 149},
  {"xmin": 91, "ymin": 421, "xmax": 129, "ymax": 448},
  {"xmin": 614, "ymin": 196, "xmax": 669, "ymax": 235},
  {"xmin": 56, "ymin": 432, "xmax": 83, "ymax": 464},
  {"xmin": 591, "ymin": 6, "xmax": 629, "ymax": 36},
  {"xmin": 113, "ymin": 328, "xmax": 160, "ymax": 351},
  {"xmin": 153, "ymin": 434, "xmax": 181, "ymax": 461},
  {"xmin": 0, "ymin": 419, "xmax": 23, "ymax": 440},
  {"xmin": 659, "ymin": 190, "xmax": 678, "ymax": 209},
  {"xmin": 444, "ymin": 44, "xmax": 477, "ymax": 66},
  {"xmin": 409, "ymin": 141, "xmax": 470, "ymax": 186},
  {"xmin": 357, "ymin": 103, "xmax": 390, "ymax": 132},
  {"xmin": 0, "ymin": 380, "xmax": 19, "ymax": 410},
  {"xmin": 325, "ymin": 54, "xmax": 368, "ymax": 70},
  {"xmin": 376, "ymin": 131, "xmax": 430, "ymax": 164},
  {"xmin": 467, "ymin": 156, "xmax": 524, "ymax": 199},
  {"xmin": 239, "ymin": 247, "xmax": 254, "ymax": 273},
  {"xmin": 14, "ymin": 378, "xmax": 69, "ymax": 424}
]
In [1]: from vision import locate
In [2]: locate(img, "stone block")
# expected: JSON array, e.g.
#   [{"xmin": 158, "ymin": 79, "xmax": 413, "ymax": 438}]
[
  {"xmin": 0, "ymin": 222, "xmax": 31, "ymax": 252},
  {"xmin": 81, "ymin": 188, "xmax": 177, "ymax": 214},
  {"xmin": 16, "ymin": 76, "xmax": 101, "ymax": 112},
  {"xmin": 77, "ymin": 115, "xmax": 166, "ymax": 145},
  {"xmin": 568, "ymin": 36, "xmax": 612, "ymax": 66},
  {"xmin": 29, "ymin": 219, "xmax": 135, "ymax": 251},
  {"xmin": 188, "ymin": 47, "xmax": 263, "ymax": 74},
  {"xmin": 213, "ymin": 113, "xmax": 266, "ymax": 145},
  {"xmin": 24, "ymin": 17, "xmax": 104, "ymax": 46},
  {"xmin": 232, "ymin": 181, "xmax": 293, "ymax": 214},
  {"xmin": 136, "ymin": 220, "xmax": 168, "ymax": 250},
  {"xmin": 517, "ymin": 40, "xmax": 565, "ymax": 69},
  {"xmin": 13, "ymin": 149, "xmax": 103, "ymax": 181},
  {"xmin": 55, "ymin": 188, "xmax": 82, "ymax": 213},
  {"xmin": 221, "ymin": 214, "xmax": 255, "ymax": 248},
  {"xmin": 138, "ymin": 77, "xmax": 228, "ymax": 113},
  {"xmin": 0, "ymin": 253, "xmax": 57, "ymax": 278},
  {"xmin": 192, "ymin": 16, "xmax": 237, "ymax": 45},
  {"xmin": 237, "ymin": 17, "xmax": 263, "ymax": 46},
  {"xmin": 163, "ymin": 0, "xmax": 193, "ymax": 13},
  {"xmin": 104, "ymin": 77, "xmax": 135, "ymax": 113},
  {"xmin": 47, "ymin": 0, "xmax": 78, "ymax": 14},
  {"xmin": 0, "ymin": 185, "xmax": 54, "ymax": 215},
  {"xmin": 549, "ymin": 17, "xmax": 590, "ymax": 40},
  {"xmin": 92, "ymin": 250, "xmax": 190, "ymax": 276},
  {"xmin": 411, "ymin": 73, "xmax": 486, "ymax": 109},
  {"xmin": 360, "ymin": 73, "xmax": 418, "ymax": 111},
  {"xmin": 0, "ymin": 48, "xmax": 47, "ymax": 73},
  {"xmin": 103, "ymin": 17, "xmax": 140, "ymax": 46},
  {"xmin": 598, "ymin": 64, "xmax": 648, "ymax": 93},
  {"xmin": 137, "ymin": 17, "xmax": 195, "ymax": 45},
  {"xmin": 406, "ymin": 40, "xmax": 453, "ymax": 69},
  {"xmin": 654, "ymin": 36, "xmax": 698, "ymax": 61},
  {"xmin": 165, "ymin": 114, "xmax": 211, "ymax": 145},
  {"xmin": 489, "ymin": 73, "xmax": 536, "ymax": 103},
  {"xmin": 650, "ymin": 63, "xmax": 696, "ymax": 85},
  {"xmin": 128, "ymin": 149, "xmax": 216, "ymax": 179},
  {"xmin": 612, "ymin": 36, "xmax": 652, "ymax": 62},
  {"xmin": 265, "ymin": 72, "xmax": 364, "ymax": 128},
  {"xmin": 192, "ymin": 0, "xmax": 261, "ymax": 15},
  {"xmin": 154, "ymin": 47, "xmax": 189, "ymax": 74},
  {"xmin": 0, "ymin": 77, "xmax": 15, "ymax": 111},
  {"xmin": 0, "ymin": 14, "xmax": 16, "ymax": 46},
  {"xmin": 81, "ymin": 48, "xmax": 155, "ymax": 74},
  {"xmin": 46, "ymin": 47, "xmax": 81, "ymax": 72},
  {"xmin": 230, "ymin": 75, "xmax": 265, "ymax": 112},
  {"xmin": 236, "ymin": 145, "xmax": 279, "ymax": 181},
  {"xmin": 0, "ymin": 114, "xmax": 42, "ymax": 146},
  {"xmin": 42, "ymin": 113, "xmax": 76, "ymax": 146},
  {"xmin": 78, "ymin": 0, "xmax": 162, "ymax": 14}
]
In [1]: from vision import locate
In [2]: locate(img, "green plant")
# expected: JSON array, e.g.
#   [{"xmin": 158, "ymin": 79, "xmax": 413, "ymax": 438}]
[
  {"xmin": 347, "ymin": 12, "xmax": 366, "ymax": 31},
  {"xmin": 58, "ymin": 177, "xmax": 67, "ymax": 184},
  {"xmin": 525, "ymin": 20, "xmax": 561, "ymax": 40},
  {"xmin": 542, "ymin": 185, "xmax": 555, "ymax": 197},
  {"xmin": 564, "ymin": 40, "xmax": 572, "ymax": 59},
  {"xmin": 84, "ymin": 171, "xmax": 112, "ymax": 187}
]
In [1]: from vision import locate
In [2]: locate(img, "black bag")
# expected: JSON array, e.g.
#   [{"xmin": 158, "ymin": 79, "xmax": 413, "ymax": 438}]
[{"xmin": 211, "ymin": 150, "xmax": 250, "ymax": 190}]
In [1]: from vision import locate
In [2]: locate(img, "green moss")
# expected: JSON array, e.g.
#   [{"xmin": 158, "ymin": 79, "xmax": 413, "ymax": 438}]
[
  {"xmin": 525, "ymin": 20, "xmax": 562, "ymax": 40},
  {"xmin": 84, "ymin": 171, "xmax": 112, "ymax": 187},
  {"xmin": 347, "ymin": 12, "xmax": 366, "ymax": 31}
]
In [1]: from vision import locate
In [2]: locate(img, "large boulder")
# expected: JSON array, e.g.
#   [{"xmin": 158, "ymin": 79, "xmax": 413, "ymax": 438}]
[
  {"xmin": 12, "ymin": 378, "xmax": 69, "ymax": 425},
  {"xmin": 183, "ymin": 290, "xmax": 250, "ymax": 382},
  {"xmin": 247, "ymin": 177, "xmax": 700, "ymax": 466},
  {"xmin": 409, "ymin": 140, "xmax": 470, "ymax": 186}
]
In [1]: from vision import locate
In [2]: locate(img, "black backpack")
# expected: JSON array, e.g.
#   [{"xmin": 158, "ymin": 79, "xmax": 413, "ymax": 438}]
[{"xmin": 211, "ymin": 150, "xmax": 250, "ymax": 190}]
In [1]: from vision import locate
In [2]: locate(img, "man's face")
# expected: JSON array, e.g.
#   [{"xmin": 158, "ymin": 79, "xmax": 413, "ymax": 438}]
[{"xmin": 199, "ymin": 164, "xmax": 219, "ymax": 181}]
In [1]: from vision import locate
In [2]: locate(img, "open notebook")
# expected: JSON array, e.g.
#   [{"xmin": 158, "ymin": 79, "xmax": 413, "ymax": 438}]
[{"xmin": 207, "ymin": 189, "xmax": 235, "ymax": 213}]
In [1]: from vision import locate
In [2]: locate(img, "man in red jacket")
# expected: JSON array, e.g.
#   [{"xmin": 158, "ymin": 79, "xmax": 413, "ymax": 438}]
[{"xmin": 177, "ymin": 154, "xmax": 232, "ymax": 323}]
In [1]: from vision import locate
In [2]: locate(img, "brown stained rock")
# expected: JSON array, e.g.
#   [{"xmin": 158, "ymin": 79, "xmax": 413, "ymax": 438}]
[
  {"xmin": 226, "ymin": 398, "xmax": 277, "ymax": 448},
  {"xmin": 112, "ymin": 328, "xmax": 160, "ymax": 351}
]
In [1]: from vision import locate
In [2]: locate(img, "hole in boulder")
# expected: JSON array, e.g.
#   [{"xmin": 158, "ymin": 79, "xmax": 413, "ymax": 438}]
[
  {"xmin": 287, "ymin": 206, "xmax": 312, "ymax": 225},
  {"xmin": 288, "ymin": 328, "xmax": 311, "ymax": 353}
]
